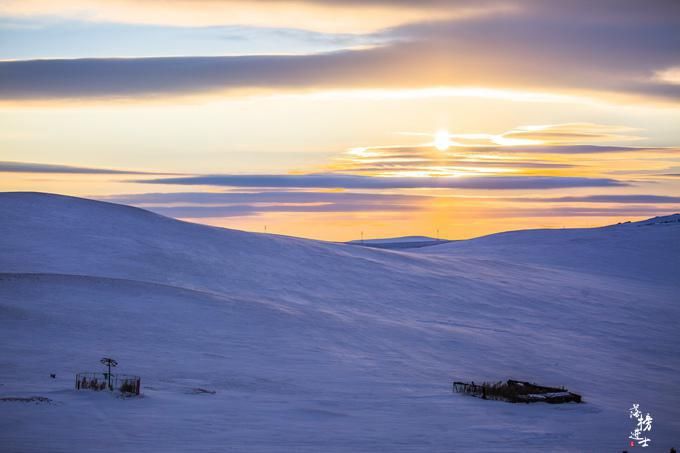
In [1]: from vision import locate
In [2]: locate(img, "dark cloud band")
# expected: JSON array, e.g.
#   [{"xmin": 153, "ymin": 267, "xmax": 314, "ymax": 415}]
[
  {"xmin": 138, "ymin": 173, "xmax": 626, "ymax": 189},
  {"xmin": 1, "ymin": 1, "xmax": 679, "ymax": 103},
  {"xmin": 98, "ymin": 190, "xmax": 678, "ymax": 219},
  {"xmin": 0, "ymin": 161, "xmax": 154, "ymax": 174},
  {"xmin": 509, "ymin": 195, "xmax": 680, "ymax": 204}
]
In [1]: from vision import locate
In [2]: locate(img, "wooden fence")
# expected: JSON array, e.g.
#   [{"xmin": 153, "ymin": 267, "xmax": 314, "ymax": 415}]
[{"xmin": 75, "ymin": 372, "xmax": 141, "ymax": 395}]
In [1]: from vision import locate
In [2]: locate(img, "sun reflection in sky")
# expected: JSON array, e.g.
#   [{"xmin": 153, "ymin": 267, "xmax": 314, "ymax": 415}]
[
  {"xmin": 330, "ymin": 126, "xmax": 568, "ymax": 178},
  {"xmin": 434, "ymin": 130, "xmax": 451, "ymax": 151}
]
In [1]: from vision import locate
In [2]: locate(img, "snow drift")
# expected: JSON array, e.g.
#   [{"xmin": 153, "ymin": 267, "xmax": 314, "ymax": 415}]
[{"xmin": 0, "ymin": 192, "xmax": 678, "ymax": 452}]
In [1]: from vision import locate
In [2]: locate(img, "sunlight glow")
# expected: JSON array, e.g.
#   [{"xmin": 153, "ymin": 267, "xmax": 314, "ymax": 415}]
[
  {"xmin": 655, "ymin": 67, "xmax": 680, "ymax": 85},
  {"xmin": 285, "ymin": 87, "xmax": 584, "ymax": 104},
  {"xmin": 434, "ymin": 130, "xmax": 451, "ymax": 151}
]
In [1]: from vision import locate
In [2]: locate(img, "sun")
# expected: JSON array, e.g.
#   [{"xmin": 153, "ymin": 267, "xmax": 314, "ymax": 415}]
[{"xmin": 434, "ymin": 129, "xmax": 450, "ymax": 151}]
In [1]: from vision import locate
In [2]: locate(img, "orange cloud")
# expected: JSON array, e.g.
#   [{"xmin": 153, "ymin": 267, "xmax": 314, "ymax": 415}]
[{"xmin": 326, "ymin": 123, "xmax": 666, "ymax": 178}]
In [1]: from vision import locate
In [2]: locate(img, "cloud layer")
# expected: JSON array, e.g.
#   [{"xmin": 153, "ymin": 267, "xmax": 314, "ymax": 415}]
[
  {"xmin": 99, "ymin": 190, "xmax": 680, "ymax": 219},
  {"xmin": 0, "ymin": 161, "xmax": 154, "ymax": 174},
  {"xmin": 100, "ymin": 190, "xmax": 428, "ymax": 217},
  {"xmin": 139, "ymin": 173, "xmax": 626, "ymax": 189},
  {"xmin": 1, "ymin": 1, "xmax": 679, "ymax": 103}
]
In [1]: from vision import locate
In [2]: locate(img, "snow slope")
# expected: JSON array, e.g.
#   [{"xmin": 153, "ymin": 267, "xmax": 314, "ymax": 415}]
[
  {"xmin": 0, "ymin": 192, "xmax": 678, "ymax": 452},
  {"xmin": 347, "ymin": 236, "xmax": 451, "ymax": 249},
  {"xmin": 348, "ymin": 235, "xmax": 438, "ymax": 244},
  {"xmin": 418, "ymin": 214, "xmax": 680, "ymax": 284}
]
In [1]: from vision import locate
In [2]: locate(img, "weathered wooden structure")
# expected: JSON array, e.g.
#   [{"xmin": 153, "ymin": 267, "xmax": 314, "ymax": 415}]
[
  {"xmin": 75, "ymin": 372, "xmax": 141, "ymax": 395},
  {"xmin": 452, "ymin": 379, "xmax": 581, "ymax": 404}
]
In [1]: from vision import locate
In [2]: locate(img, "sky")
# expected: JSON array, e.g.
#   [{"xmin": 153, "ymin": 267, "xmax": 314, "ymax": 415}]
[{"xmin": 1, "ymin": 0, "xmax": 679, "ymax": 241}]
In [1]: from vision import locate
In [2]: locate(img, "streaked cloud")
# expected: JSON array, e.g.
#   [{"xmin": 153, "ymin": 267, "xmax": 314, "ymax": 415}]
[
  {"xmin": 1, "ymin": 1, "xmax": 679, "ymax": 103},
  {"xmin": 1, "ymin": 45, "xmax": 677, "ymax": 104},
  {"xmin": 99, "ymin": 190, "xmax": 426, "ymax": 218},
  {"xmin": 139, "ymin": 173, "xmax": 626, "ymax": 189},
  {"xmin": 655, "ymin": 66, "xmax": 680, "ymax": 85},
  {"xmin": 607, "ymin": 165, "xmax": 680, "ymax": 177},
  {"xmin": 96, "ymin": 190, "xmax": 680, "ymax": 220},
  {"xmin": 101, "ymin": 191, "xmax": 427, "ymax": 205},
  {"xmin": 398, "ymin": 123, "xmax": 644, "ymax": 147},
  {"xmin": 508, "ymin": 195, "xmax": 680, "ymax": 204},
  {"xmin": 103, "ymin": 191, "xmax": 680, "ymax": 207},
  {"xmin": 498, "ymin": 145, "xmax": 672, "ymax": 154},
  {"xmin": 0, "ymin": 161, "xmax": 156, "ymax": 174},
  {"xmin": 120, "ymin": 203, "xmax": 420, "ymax": 218},
  {"xmin": 2, "ymin": 0, "xmax": 676, "ymax": 33},
  {"xmin": 0, "ymin": 0, "xmax": 494, "ymax": 33},
  {"xmin": 0, "ymin": 19, "xmax": 385, "ymax": 60},
  {"xmin": 486, "ymin": 206, "xmax": 678, "ymax": 218},
  {"xmin": 341, "ymin": 144, "xmax": 669, "ymax": 159},
  {"xmin": 325, "ymin": 124, "xmax": 676, "ymax": 178},
  {"xmin": 497, "ymin": 123, "xmax": 643, "ymax": 145}
]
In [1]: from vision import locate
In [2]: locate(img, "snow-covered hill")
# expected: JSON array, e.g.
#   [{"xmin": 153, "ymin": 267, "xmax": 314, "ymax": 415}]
[
  {"xmin": 419, "ymin": 214, "xmax": 680, "ymax": 285},
  {"xmin": 1, "ymin": 192, "xmax": 678, "ymax": 452}
]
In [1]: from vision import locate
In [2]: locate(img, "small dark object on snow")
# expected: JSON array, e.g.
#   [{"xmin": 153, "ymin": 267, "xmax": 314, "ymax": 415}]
[
  {"xmin": 452, "ymin": 379, "xmax": 582, "ymax": 404},
  {"xmin": 189, "ymin": 388, "xmax": 216, "ymax": 395},
  {"xmin": 50, "ymin": 373, "xmax": 56, "ymax": 379}
]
